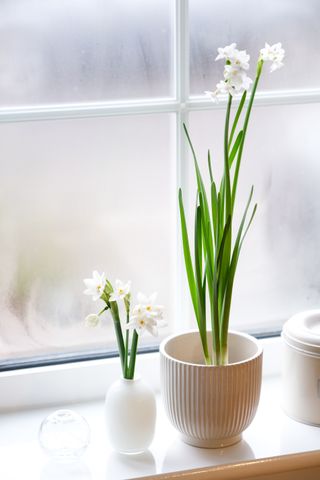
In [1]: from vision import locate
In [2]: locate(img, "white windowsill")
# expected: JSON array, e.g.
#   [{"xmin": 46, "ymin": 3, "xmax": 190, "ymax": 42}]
[
  {"xmin": 1, "ymin": 336, "xmax": 320, "ymax": 479},
  {"xmin": 0, "ymin": 336, "xmax": 281, "ymax": 411}
]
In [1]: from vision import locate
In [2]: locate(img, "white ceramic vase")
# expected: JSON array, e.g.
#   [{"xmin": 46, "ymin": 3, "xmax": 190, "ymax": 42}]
[
  {"xmin": 160, "ymin": 330, "xmax": 263, "ymax": 448},
  {"xmin": 105, "ymin": 377, "xmax": 156, "ymax": 454}
]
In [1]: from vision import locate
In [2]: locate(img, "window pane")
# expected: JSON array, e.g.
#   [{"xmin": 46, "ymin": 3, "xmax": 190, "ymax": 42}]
[
  {"xmin": 187, "ymin": 103, "xmax": 320, "ymax": 331},
  {"xmin": 0, "ymin": 0, "xmax": 173, "ymax": 107},
  {"xmin": 190, "ymin": 0, "xmax": 319, "ymax": 95},
  {"xmin": 0, "ymin": 114, "xmax": 174, "ymax": 362}
]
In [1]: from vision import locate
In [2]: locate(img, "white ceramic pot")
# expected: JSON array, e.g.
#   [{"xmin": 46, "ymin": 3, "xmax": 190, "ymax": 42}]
[
  {"xmin": 105, "ymin": 377, "xmax": 156, "ymax": 454},
  {"xmin": 160, "ymin": 330, "xmax": 263, "ymax": 448},
  {"xmin": 282, "ymin": 310, "xmax": 320, "ymax": 425}
]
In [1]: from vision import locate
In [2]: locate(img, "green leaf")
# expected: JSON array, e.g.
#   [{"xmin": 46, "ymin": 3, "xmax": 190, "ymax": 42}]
[
  {"xmin": 240, "ymin": 203, "xmax": 257, "ymax": 248},
  {"xmin": 223, "ymin": 95, "xmax": 233, "ymax": 219},
  {"xmin": 220, "ymin": 186, "xmax": 255, "ymax": 343},
  {"xmin": 228, "ymin": 90, "xmax": 247, "ymax": 149},
  {"xmin": 216, "ymin": 215, "xmax": 232, "ymax": 275},
  {"xmin": 217, "ymin": 191, "xmax": 222, "ymax": 245},
  {"xmin": 195, "ymin": 203, "xmax": 203, "ymax": 284},
  {"xmin": 178, "ymin": 189, "xmax": 200, "ymax": 327},
  {"xmin": 216, "ymin": 215, "xmax": 232, "ymax": 326},
  {"xmin": 183, "ymin": 123, "xmax": 213, "ymax": 245},
  {"xmin": 211, "ymin": 181, "xmax": 218, "ymax": 243},
  {"xmin": 199, "ymin": 193, "xmax": 214, "ymax": 286},
  {"xmin": 194, "ymin": 203, "xmax": 205, "ymax": 332},
  {"xmin": 231, "ymin": 68, "xmax": 262, "ymax": 210},
  {"xmin": 184, "ymin": 124, "xmax": 216, "ymax": 284},
  {"xmin": 229, "ymin": 130, "xmax": 243, "ymax": 169},
  {"xmin": 208, "ymin": 150, "xmax": 213, "ymax": 183}
]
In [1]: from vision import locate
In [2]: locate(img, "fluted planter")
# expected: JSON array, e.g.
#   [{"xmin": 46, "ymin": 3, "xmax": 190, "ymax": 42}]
[{"xmin": 160, "ymin": 330, "xmax": 263, "ymax": 448}]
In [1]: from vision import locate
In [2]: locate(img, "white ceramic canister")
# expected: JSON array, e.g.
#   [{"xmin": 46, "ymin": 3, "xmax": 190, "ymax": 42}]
[
  {"xmin": 105, "ymin": 377, "xmax": 156, "ymax": 454},
  {"xmin": 282, "ymin": 310, "xmax": 320, "ymax": 425}
]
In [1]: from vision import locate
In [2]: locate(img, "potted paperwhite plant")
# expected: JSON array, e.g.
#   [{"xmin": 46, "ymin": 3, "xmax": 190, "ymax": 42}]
[
  {"xmin": 160, "ymin": 42, "xmax": 285, "ymax": 448},
  {"xmin": 84, "ymin": 271, "xmax": 164, "ymax": 453}
]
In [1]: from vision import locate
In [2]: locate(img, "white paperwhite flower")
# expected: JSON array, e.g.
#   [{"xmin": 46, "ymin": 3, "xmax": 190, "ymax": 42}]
[
  {"xmin": 126, "ymin": 311, "xmax": 158, "ymax": 336},
  {"xmin": 206, "ymin": 44, "xmax": 252, "ymax": 101},
  {"xmin": 126, "ymin": 292, "xmax": 165, "ymax": 336},
  {"xmin": 259, "ymin": 42, "xmax": 285, "ymax": 72},
  {"xmin": 85, "ymin": 313, "xmax": 101, "ymax": 327},
  {"xmin": 205, "ymin": 90, "xmax": 220, "ymax": 102},
  {"xmin": 216, "ymin": 44, "xmax": 250, "ymax": 70},
  {"xmin": 215, "ymin": 43, "xmax": 237, "ymax": 61},
  {"xmin": 224, "ymin": 65, "xmax": 252, "ymax": 90},
  {"xmin": 206, "ymin": 70, "xmax": 252, "ymax": 100},
  {"xmin": 231, "ymin": 49, "xmax": 250, "ymax": 70},
  {"xmin": 109, "ymin": 279, "xmax": 131, "ymax": 302},
  {"xmin": 83, "ymin": 271, "xmax": 107, "ymax": 301},
  {"xmin": 136, "ymin": 292, "xmax": 164, "ymax": 319},
  {"xmin": 240, "ymin": 74, "xmax": 253, "ymax": 91},
  {"xmin": 205, "ymin": 80, "xmax": 232, "ymax": 100}
]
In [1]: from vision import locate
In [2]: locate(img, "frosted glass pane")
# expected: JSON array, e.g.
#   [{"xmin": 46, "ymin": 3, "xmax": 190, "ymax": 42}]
[
  {"xmin": 0, "ymin": 0, "xmax": 173, "ymax": 106},
  {"xmin": 190, "ymin": 0, "xmax": 319, "ymax": 95},
  {"xmin": 187, "ymin": 103, "xmax": 320, "ymax": 330},
  {"xmin": 0, "ymin": 114, "xmax": 174, "ymax": 361}
]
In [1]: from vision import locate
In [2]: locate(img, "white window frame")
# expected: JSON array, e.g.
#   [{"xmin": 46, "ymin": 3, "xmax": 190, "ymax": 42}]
[
  {"xmin": 0, "ymin": 336, "xmax": 281, "ymax": 410},
  {"xmin": 0, "ymin": 0, "xmax": 319, "ymax": 402}
]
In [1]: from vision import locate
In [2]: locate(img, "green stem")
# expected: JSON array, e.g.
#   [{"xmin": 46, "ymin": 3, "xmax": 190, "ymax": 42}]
[
  {"xmin": 124, "ymin": 296, "xmax": 131, "ymax": 378},
  {"xmin": 110, "ymin": 302, "xmax": 126, "ymax": 377},
  {"xmin": 220, "ymin": 341, "xmax": 228, "ymax": 365},
  {"xmin": 200, "ymin": 330, "xmax": 211, "ymax": 365},
  {"xmin": 124, "ymin": 313, "xmax": 129, "ymax": 378},
  {"xmin": 224, "ymin": 94, "xmax": 233, "ymax": 220},
  {"xmin": 231, "ymin": 61, "xmax": 263, "ymax": 210},
  {"xmin": 214, "ymin": 93, "xmax": 232, "ymax": 365},
  {"xmin": 127, "ymin": 330, "xmax": 139, "ymax": 379},
  {"xmin": 228, "ymin": 90, "xmax": 247, "ymax": 151},
  {"xmin": 210, "ymin": 289, "xmax": 220, "ymax": 365}
]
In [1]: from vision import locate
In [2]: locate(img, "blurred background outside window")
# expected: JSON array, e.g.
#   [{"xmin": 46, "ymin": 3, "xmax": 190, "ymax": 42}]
[{"xmin": 0, "ymin": 0, "xmax": 319, "ymax": 366}]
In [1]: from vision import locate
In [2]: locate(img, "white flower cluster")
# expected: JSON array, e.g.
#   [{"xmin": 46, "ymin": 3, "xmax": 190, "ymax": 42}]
[
  {"xmin": 205, "ymin": 43, "xmax": 252, "ymax": 99},
  {"xmin": 259, "ymin": 42, "xmax": 285, "ymax": 72},
  {"xmin": 205, "ymin": 42, "xmax": 285, "ymax": 101},
  {"xmin": 126, "ymin": 292, "xmax": 164, "ymax": 337},
  {"xmin": 84, "ymin": 272, "xmax": 165, "ymax": 336}
]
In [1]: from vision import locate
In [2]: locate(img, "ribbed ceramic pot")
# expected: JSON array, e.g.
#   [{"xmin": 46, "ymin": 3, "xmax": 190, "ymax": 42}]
[{"xmin": 160, "ymin": 330, "xmax": 263, "ymax": 448}]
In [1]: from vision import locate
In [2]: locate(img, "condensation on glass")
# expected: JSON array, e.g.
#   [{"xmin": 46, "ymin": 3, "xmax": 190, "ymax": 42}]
[
  {"xmin": 190, "ymin": 0, "xmax": 319, "ymax": 95},
  {"xmin": 187, "ymin": 103, "xmax": 320, "ymax": 330},
  {"xmin": 0, "ymin": 0, "xmax": 173, "ymax": 106},
  {"xmin": 0, "ymin": 114, "xmax": 174, "ymax": 360}
]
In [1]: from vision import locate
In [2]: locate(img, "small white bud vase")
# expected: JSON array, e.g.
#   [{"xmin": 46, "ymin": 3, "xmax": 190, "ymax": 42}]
[{"xmin": 105, "ymin": 377, "xmax": 156, "ymax": 454}]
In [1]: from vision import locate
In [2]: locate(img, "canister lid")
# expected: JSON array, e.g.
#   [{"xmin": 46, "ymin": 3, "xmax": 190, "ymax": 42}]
[{"xmin": 282, "ymin": 310, "xmax": 320, "ymax": 355}]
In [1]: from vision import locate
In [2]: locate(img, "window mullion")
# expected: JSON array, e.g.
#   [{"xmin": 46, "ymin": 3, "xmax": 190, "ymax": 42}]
[{"xmin": 175, "ymin": 0, "xmax": 190, "ymax": 331}]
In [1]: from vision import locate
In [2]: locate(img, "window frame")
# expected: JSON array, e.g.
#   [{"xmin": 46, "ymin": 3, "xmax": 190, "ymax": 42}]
[
  {"xmin": 0, "ymin": 336, "xmax": 281, "ymax": 411},
  {"xmin": 0, "ymin": 0, "xmax": 319, "ymax": 374}
]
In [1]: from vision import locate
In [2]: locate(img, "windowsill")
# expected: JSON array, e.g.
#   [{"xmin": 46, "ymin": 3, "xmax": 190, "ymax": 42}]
[{"xmin": 1, "ymin": 360, "xmax": 320, "ymax": 478}]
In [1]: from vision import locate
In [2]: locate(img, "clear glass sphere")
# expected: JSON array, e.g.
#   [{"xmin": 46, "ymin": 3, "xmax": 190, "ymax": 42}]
[{"xmin": 39, "ymin": 409, "xmax": 90, "ymax": 461}]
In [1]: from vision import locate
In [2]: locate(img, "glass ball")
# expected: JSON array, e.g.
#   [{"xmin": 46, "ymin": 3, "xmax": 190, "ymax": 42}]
[{"xmin": 39, "ymin": 409, "xmax": 90, "ymax": 461}]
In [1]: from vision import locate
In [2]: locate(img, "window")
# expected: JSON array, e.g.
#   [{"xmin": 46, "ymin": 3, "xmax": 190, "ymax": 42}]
[{"xmin": 0, "ymin": 0, "xmax": 319, "ymax": 367}]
